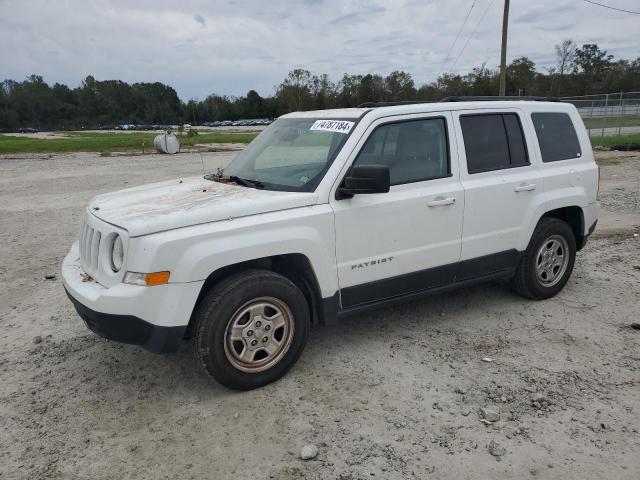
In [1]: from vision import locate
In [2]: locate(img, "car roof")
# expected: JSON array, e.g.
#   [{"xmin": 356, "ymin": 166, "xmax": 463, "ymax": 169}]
[
  {"xmin": 282, "ymin": 108, "xmax": 369, "ymax": 120},
  {"xmin": 281, "ymin": 100, "xmax": 573, "ymax": 121}
]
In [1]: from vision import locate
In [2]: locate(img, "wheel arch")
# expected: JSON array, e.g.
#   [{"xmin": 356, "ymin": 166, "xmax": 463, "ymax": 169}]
[
  {"xmin": 184, "ymin": 253, "xmax": 327, "ymax": 338},
  {"xmin": 540, "ymin": 205, "xmax": 586, "ymax": 250}
]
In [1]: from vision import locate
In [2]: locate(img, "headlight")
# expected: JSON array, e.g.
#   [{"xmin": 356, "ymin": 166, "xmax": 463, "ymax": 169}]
[{"xmin": 110, "ymin": 235, "xmax": 124, "ymax": 272}]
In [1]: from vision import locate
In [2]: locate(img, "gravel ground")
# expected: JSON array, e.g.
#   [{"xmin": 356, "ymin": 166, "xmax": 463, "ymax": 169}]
[{"xmin": 0, "ymin": 150, "xmax": 639, "ymax": 479}]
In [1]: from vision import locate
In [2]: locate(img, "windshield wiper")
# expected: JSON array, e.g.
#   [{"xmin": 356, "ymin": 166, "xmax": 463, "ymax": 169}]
[
  {"xmin": 203, "ymin": 169, "xmax": 265, "ymax": 189},
  {"xmin": 229, "ymin": 175, "xmax": 264, "ymax": 189}
]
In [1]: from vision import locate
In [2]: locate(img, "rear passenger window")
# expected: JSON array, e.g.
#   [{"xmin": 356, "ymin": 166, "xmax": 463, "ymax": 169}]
[
  {"xmin": 460, "ymin": 113, "xmax": 529, "ymax": 174},
  {"xmin": 531, "ymin": 112, "xmax": 582, "ymax": 162},
  {"xmin": 503, "ymin": 115, "xmax": 528, "ymax": 167},
  {"xmin": 354, "ymin": 118, "xmax": 450, "ymax": 185}
]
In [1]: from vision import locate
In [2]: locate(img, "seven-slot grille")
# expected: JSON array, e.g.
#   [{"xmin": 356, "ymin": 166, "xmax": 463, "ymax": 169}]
[{"xmin": 79, "ymin": 219, "xmax": 102, "ymax": 277}]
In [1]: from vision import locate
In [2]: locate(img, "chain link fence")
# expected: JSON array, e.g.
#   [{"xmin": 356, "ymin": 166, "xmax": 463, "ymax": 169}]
[{"xmin": 560, "ymin": 91, "xmax": 640, "ymax": 138}]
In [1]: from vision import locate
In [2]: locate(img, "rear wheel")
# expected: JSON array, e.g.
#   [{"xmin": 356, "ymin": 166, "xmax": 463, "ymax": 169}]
[
  {"xmin": 513, "ymin": 218, "xmax": 576, "ymax": 299},
  {"xmin": 192, "ymin": 270, "xmax": 310, "ymax": 390}
]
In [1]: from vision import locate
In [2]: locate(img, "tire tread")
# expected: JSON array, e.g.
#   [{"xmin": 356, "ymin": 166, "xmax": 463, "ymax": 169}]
[
  {"xmin": 513, "ymin": 217, "xmax": 576, "ymax": 300},
  {"xmin": 191, "ymin": 269, "xmax": 309, "ymax": 390}
]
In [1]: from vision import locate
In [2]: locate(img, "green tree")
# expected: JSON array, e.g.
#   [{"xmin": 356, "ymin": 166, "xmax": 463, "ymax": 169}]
[
  {"xmin": 310, "ymin": 74, "xmax": 336, "ymax": 110},
  {"xmin": 357, "ymin": 74, "xmax": 385, "ymax": 105},
  {"xmin": 277, "ymin": 69, "xmax": 313, "ymax": 111},
  {"xmin": 242, "ymin": 89, "xmax": 265, "ymax": 118},
  {"xmin": 573, "ymin": 43, "xmax": 613, "ymax": 92},
  {"xmin": 506, "ymin": 57, "xmax": 537, "ymax": 95},
  {"xmin": 385, "ymin": 70, "xmax": 416, "ymax": 101},
  {"xmin": 3, "ymin": 42, "xmax": 640, "ymax": 132},
  {"xmin": 336, "ymin": 74, "xmax": 362, "ymax": 107},
  {"xmin": 554, "ymin": 39, "xmax": 577, "ymax": 96}
]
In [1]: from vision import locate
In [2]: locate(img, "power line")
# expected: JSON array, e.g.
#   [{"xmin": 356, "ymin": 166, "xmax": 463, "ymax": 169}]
[
  {"xmin": 437, "ymin": 1, "xmax": 477, "ymax": 77},
  {"xmin": 582, "ymin": 0, "xmax": 640, "ymax": 15},
  {"xmin": 449, "ymin": 0, "xmax": 498, "ymax": 73}
]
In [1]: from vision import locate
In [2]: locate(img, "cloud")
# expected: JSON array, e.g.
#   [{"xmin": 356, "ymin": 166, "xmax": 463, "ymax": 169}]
[
  {"xmin": 514, "ymin": 4, "xmax": 573, "ymax": 24},
  {"xmin": 193, "ymin": 14, "xmax": 206, "ymax": 26},
  {"xmin": 0, "ymin": 0, "xmax": 638, "ymax": 100},
  {"xmin": 538, "ymin": 23, "xmax": 575, "ymax": 32},
  {"xmin": 329, "ymin": 4, "xmax": 386, "ymax": 25}
]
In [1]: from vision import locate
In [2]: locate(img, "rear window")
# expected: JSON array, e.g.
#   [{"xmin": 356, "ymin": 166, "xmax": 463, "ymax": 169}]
[
  {"xmin": 460, "ymin": 113, "xmax": 529, "ymax": 174},
  {"xmin": 531, "ymin": 112, "xmax": 582, "ymax": 162}
]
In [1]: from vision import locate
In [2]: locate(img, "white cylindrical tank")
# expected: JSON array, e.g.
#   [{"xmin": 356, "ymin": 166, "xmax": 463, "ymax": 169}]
[{"xmin": 154, "ymin": 132, "xmax": 180, "ymax": 154}]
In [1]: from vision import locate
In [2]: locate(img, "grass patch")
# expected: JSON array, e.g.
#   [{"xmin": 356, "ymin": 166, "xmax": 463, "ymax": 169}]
[
  {"xmin": 590, "ymin": 134, "xmax": 640, "ymax": 149},
  {"xmin": 584, "ymin": 116, "xmax": 640, "ymax": 129},
  {"xmin": 3, "ymin": 128, "xmax": 638, "ymax": 155},
  {"xmin": 0, "ymin": 131, "xmax": 257, "ymax": 154}
]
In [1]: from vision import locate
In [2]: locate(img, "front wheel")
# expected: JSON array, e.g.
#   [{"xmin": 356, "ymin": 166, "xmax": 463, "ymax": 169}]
[
  {"xmin": 192, "ymin": 270, "xmax": 310, "ymax": 390},
  {"xmin": 512, "ymin": 218, "xmax": 576, "ymax": 299}
]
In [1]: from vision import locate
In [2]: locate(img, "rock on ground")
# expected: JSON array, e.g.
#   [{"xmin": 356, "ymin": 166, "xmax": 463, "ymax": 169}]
[{"xmin": 300, "ymin": 444, "xmax": 318, "ymax": 460}]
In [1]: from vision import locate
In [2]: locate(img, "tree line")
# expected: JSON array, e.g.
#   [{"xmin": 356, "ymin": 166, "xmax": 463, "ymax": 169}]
[{"xmin": 1, "ymin": 42, "xmax": 638, "ymax": 131}]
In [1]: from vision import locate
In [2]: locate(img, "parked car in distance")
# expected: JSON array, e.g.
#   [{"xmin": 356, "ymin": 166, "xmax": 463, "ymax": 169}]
[
  {"xmin": 19, "ymin": 127, "xmax": 38, "ymax": 133},
  {"xmin": 62, "ymin": 98, "xmax": 598, "ymax": 390}
]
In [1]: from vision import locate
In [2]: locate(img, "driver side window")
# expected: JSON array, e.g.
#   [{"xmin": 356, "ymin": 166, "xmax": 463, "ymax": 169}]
[{"xmin": 353, "ymin": 117, "xmax": 450, "ymax": 185}]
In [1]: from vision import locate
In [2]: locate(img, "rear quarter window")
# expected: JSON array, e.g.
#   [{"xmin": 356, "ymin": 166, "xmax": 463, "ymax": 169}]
[{"xmin": 531, "ymin": 112, "xmax": 582, "ymax": 162}]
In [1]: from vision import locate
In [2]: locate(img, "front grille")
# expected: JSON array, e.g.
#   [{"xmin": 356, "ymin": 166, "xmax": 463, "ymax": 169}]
[
  {"xmin": 79, "ymin": 220, "xmax": 102, "ymax": 277},
  {"xmin": 77, "ymin": 211, "xmax": 126, "ymax": 288}
]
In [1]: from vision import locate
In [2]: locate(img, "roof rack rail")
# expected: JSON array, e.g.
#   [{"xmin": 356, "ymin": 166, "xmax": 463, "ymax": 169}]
[
  {"xmin": 357, "ymin": 100, "xmax": 433, "ymax": 108},
  {"xmin": 440, "ymin": 95, "xmax": 558, "ymax": 102},
  {"xmin": 358, "ymin": 96, "xmax": 560, "ymax": 108}
]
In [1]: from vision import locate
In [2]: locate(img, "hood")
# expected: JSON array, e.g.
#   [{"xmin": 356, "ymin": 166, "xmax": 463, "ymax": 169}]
[{"xmin": 88, "ymin": 176, "xmax": 317, "ymax": 236}]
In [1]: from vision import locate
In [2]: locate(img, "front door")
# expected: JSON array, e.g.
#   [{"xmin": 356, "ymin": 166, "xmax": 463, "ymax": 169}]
[{"xmin": 331, "ymin": 112, "xmax": 465, "ymax": 308}]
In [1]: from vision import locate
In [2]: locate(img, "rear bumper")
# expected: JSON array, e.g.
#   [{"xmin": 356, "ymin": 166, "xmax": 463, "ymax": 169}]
[
  {"xmin": 62, "ymin": 241, "xmax": 204, "ymax": 353},
  {"xmin": 577, "ymin": 202, "xmax": 599, "ymax": 250},
  {"xmin": 583, "ymin": 202, "xmax": 599, "ymax": 235},
  {"xmin": 577, "ymin": 219, "xmax": 597, "ymax": 251}
]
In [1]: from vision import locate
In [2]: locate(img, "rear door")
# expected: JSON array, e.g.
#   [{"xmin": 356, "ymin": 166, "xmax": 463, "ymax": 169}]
[
  {"xmin": 331, "ymin": 112, "xmax": 465, "ymax": 308},
  {"xmin": 452, "ymin": 109, "xmax": 545, "ymax": 277}
]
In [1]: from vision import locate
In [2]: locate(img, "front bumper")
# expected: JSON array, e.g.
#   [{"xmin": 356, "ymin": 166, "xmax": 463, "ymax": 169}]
[
  {"xmin": 64, "ymin": 289, "xmax": 185, "ymax": 353},
  {"xmin": 62, "ymin": 242, "xmax": 204, "ymax": 353}
]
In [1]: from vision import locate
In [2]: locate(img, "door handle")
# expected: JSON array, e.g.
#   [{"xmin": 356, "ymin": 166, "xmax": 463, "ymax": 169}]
[
  {"xmin": 427, "ymin": 197, "xmax": 456, "ymax": 207},
  {"xmin": 514, "ymin": 183, "xmax": 536, "ymax": 192}
]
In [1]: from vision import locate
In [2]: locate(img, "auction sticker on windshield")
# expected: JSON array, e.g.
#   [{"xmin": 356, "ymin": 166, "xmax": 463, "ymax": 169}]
[{"xmin": 310, "ymin": 120, "xmax": 355, "ymax": 134}]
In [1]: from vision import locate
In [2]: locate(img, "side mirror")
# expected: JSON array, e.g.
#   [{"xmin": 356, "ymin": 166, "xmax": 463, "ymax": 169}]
[{"xmin": 337, "ymin": 164, "xmax": 390, "ymax": 199}]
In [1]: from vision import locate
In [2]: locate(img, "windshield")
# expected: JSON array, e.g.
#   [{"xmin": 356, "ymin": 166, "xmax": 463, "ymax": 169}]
[{"xmin": 222, "ymin": 117, "xmax": 355, "ymax": 192}]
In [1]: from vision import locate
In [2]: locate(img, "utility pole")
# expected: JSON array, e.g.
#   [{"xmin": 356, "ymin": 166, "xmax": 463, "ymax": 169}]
[{"xmin": 499, "ymin": 0, "xmax": 510, "ymax": 96}]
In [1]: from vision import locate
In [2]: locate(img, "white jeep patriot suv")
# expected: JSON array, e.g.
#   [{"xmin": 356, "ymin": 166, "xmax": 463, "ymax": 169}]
[{"xmin": 62, "ymin": 97, "xmax": 599, "ymax": 390}]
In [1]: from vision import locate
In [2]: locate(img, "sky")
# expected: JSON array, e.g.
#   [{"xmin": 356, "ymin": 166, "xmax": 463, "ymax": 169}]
[{"xmin": 1, "ymin": 0, "xmax": 638, "ymax": 100}]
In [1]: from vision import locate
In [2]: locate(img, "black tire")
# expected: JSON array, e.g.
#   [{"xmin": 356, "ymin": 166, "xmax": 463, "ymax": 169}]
[
  {"xmin": 192, "ymin": 269, "xmax": 310, "ymax": 390},
  {"xmin": 512, "ymin": 218, "xmax": 577, "ymax": 300}
]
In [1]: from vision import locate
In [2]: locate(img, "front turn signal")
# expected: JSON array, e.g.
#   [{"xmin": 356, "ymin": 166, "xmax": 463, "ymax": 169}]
[{"xmin": 124, "ymin": 271, "xmax": 170, "ymax": 287}]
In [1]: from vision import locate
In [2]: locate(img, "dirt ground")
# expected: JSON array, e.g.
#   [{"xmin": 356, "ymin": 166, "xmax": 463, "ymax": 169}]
[{"xmin": 0, "ymin": 149, "xmax": 639, "ymax": 480}]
